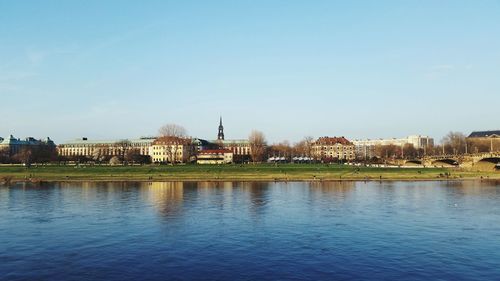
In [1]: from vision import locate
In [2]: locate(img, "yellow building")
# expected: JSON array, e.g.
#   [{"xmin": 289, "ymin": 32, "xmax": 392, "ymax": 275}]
[
  {"xmin": 467, "ymin": 130, "xmax": 500, "ymax": 153},
  {"xmin": 312, "ymin": 136, "xmax": 355, "ymax": 161},
  {"xmin": 150, "ymin": 136, "xmax": 194, "ymax": 164}
]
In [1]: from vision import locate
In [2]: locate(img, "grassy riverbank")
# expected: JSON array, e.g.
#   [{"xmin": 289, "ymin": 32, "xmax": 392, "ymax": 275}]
[{"xmin": 0, "ymin": 164, "xmax": 498, "ymax": 183}]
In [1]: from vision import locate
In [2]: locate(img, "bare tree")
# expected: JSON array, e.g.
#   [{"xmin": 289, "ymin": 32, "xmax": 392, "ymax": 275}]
[
  {"xmin": 294, "ymin": 136, "xmax": 314, "ymax": 157},
  {"xmin": 249, "ymin": 130, "xmax": 266, "ymax": 163},
  {"xmin": 0, "ymin": 148, "xmax": 10, "ymax": 164},
  {"xmin": 154, "ymin": 137, "xmax": 191, "ymax": 165},
  {"xmin": 269, "ymin": 141, "xmax": 292, "ymax": 158},
  {"xmin": 109, "ymin": 156, "xmax": 121, "ymax": 165},
  {"xmin": 157, "ymin": 124, "xmax": 190, "ymax": 165},
  {"xmin": 441, "ymin": 132, "xmax": 466, "ymax": 155},
  {"xmin": 125, "ymin": 148, "xmax": 141, "ymax": 164},
  {"xmin": 402, "ymin": 143, "xmax": 418, "ymax": 159},
  {"xmin": 159, "ymin": 124, "xmax": 187, "ymax": 138},
  {"xmin": 467, "ymin": 139, "xmax": 493, "ymax": 153},
  {"xmin": 374, "ymin": 144, "xmax": 401, "ymax": 159},
  {"xmin": 13, "ymin": 148, "xmax": 32, "ymax": 166},
  {"xmin": 115, "ymin": 140, "xmax": 131, "ymax": 162},
  {"xmin": 92, "ymin": 146, "xmax": 106, "ymax": 164}
]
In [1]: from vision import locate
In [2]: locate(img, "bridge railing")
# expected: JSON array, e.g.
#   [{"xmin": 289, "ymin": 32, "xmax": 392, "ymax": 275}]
[{"xmin": 421, "ymin": 152, "xmax": 500, "ymax": 160}]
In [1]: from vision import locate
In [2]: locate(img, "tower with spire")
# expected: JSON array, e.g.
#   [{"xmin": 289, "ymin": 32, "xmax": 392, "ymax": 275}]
[{"xmin": 217, "ymin": 116, "xmax": 225, "ymax": 140}]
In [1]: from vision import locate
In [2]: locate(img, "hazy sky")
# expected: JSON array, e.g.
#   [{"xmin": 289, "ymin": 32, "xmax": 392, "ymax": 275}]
[{"xmin": 1, "ymin": 0, "xmax": 499, "ymax": 143}]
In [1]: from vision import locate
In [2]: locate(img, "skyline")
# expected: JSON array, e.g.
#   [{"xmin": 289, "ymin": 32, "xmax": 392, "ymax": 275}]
[{"xmin": 1, "ymin": 1, "xmax": 499, "ymax": 143}]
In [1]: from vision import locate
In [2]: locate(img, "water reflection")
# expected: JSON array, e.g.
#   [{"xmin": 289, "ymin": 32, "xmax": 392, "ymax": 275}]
[
  {"xmin": 2, "ymin": 180, "xmax": 500, "ymax": 281},
  {"xmin": 242, "ymin": 182, "xmax": 270, "ymax": 214},
  {"xmin": 308, "ymin": 181, "xmax": 355, "ymax": 198},
  {"xmin": 142, "ymin": 182, "xmax": 185, "ymax": 218}
]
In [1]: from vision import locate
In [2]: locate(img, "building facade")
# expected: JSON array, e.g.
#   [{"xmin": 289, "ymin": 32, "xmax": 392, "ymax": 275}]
[
  {"xmin": 150, "ymin": 136, "xmax": 194, "ymax": 164},
  {"xmin": 312, "ymin": 136, "xmax": 355, "ymax": 161},
  {"xmin": 211, "ymin": 117, "xmax": 252, "ymax": 163},
  {"xmin": 197, "ymin": 149, "xmax": 233, "ymax": 164},
  {"xmin": 353, "ymin": 135, "xmax": 434, "ymax": 159},
  {"xmin": 0, "ymin": 135, "xmax": 55, "ymax": 157},
  {"xmin": 467, "ymin": 130, "xmax": 500, "ymax": 153},
  {"xmin": 57, "ymin": 137, "xmax": 155, "ymax": 159}
]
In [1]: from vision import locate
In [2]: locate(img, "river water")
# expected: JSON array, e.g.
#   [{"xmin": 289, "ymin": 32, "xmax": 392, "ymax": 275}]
[{"xmin": 1, "ymin": 181, "xmax": 500, "ymax": 280}]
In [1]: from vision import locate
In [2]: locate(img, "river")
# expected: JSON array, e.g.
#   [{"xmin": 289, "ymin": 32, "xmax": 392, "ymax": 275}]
[{"xmin": 1, "ymin": 181, "xmax": 499, "ymax": 280}]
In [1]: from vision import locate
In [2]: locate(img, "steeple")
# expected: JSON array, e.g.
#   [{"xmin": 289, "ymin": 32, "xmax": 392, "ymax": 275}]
[{"xmin": 217, "ymin": 116, "xmax": 225, "ymax": 140}]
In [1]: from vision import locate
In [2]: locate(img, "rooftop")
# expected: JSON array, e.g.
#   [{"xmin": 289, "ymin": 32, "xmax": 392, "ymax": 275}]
[
  {"xmin": 468, "ymin": 130, "xmax": 500, "ymax": 138},
  {"xmin": 212, "ymin": 139, "xmax": 250, "ymax": 144},
  {"xmin": 153, "ymin": 136, "xmax": 191, "ymax": 145},
  {"xmin": 315, "ymin": 136, "xmax": 353, "ymax": 145},
  {"xmin": 61, "ymin": 137, "xmax": 155, "ymax": 145}
]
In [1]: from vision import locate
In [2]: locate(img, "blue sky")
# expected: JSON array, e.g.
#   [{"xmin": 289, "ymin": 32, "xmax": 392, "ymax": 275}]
[{"xmin": 1, "ymin": 0, "xmax": 499, "ymax": 143}]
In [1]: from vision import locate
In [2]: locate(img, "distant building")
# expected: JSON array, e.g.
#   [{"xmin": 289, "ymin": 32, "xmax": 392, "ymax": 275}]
[
  {"xmin": 192, "ymin": 138, "xmax": 218, "ymax": 152},
  {"xmin": 467, "ymin": 130, "xmax": 500, "ymax": 139},
  {"xmin": 216, "ymin": 139, "xmax": 251, "ymax": 156},
  {"xmin": 467, "ymin": 130, "xmax": 500, "ymax": 153},
  {"xmin": 197, "ymin": 149, "xmax": 233, "ymax": 164},
  {"xmin": 353, "ymin": 135, "xmax": 434, "ymax": 159},
  {"xmin": 312, "ymin": 136, "xmax": 355, "ymax": 161},
  {"xmin": 211, "ymin": 117, "xmax": 251, "ymax": 163},
  {"xmin": 150, "ymin": 136, "xmax": 194, "ymax": 164},
  {"xmin": 57, "ymin": 137, "xmax": 155, "ymax": 159},
  {"xmin": 217, "ymin": 116, "xmax": 225, "ymax": 140},
  {"xmin": 0, "ymin": 135, "xmax": 55, "ymax": 157}
]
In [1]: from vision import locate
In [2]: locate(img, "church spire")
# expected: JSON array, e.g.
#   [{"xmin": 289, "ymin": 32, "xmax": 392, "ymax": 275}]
[{"xmin": 217, "ymin": 116, "xmax": 225, "ymax": 140}]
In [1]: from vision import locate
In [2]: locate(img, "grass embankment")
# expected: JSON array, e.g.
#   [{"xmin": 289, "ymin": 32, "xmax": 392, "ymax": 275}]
[{"xmin": 0, "ymin": 164, "xmax": 498, "ymax": 183}]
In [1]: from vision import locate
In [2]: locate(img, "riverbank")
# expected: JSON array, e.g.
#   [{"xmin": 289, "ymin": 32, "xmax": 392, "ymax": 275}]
[{"xmin": 0, "ymin": 164, "xmax": 498, "ymax": 183}]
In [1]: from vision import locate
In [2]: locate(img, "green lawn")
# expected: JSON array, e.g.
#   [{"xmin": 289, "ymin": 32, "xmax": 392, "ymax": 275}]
[{"xmin": 0, "ymin": 164, "xmax": 497, "ymax": 182}]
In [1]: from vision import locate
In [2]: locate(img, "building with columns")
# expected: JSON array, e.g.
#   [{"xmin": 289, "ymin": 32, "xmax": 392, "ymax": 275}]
[
  {"xmin": 467, "ymin": 130, "xmax": 500, "ymax": 153},
  {"xmin": 57, "ymin": 137, "xmax": 155, "ymax": 159}
]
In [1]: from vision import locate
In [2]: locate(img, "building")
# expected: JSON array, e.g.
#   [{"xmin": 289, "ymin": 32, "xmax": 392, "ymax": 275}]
[
  {"xmin": 192, "ymin": 138, "xmax": 218, "ymax": 153},
  {"xmin": 150, "ymin": 136, "xmax": 194, "ymax": 164},
  {"xmin": 216, "ymin": 139, "xmax": 251, "ymax": 157},
  {"xmin": 468, "ymin": 130, "xmax": 500, "ymax": 139},
  {"xmin": 217, "ymin": 116, "xmax": 224, "ymax": 140},
  {"xmin": 312, "ymin": 136, "xmax": 355, "ymax": 161},
  {"xmin": 57, "ymin": 137, "xmax": 155, "ymax": 159},
  {"xmin": 197, "ymin": 149, "xmax": 233, "ymax": 164},
  {"xmin": 352, "ymin": 135, "xmax": 434, "ymax": 159},
  {"xmin": 0, "ymin": 135, "xmax": 55, "ymax": 157},
  {"xmin": 212, "ymin": 117, "xmax": 252, "ymax": 163},
  {"xmin": 467, "ymin": 130, "xmax": 500, "ymax": 153}
]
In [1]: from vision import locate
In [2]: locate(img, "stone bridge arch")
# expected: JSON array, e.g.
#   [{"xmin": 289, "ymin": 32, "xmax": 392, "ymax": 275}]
[
  {"xmin": 473, "ymin": 157, "xmax": 500, "ymax": 171},
  {"xmin": 431, "ymin": 158, "xmax": 459, "ymax": 167},
  {"xmin": 404, "ymin": 159, "xmax": 423, "ymax": 166}
]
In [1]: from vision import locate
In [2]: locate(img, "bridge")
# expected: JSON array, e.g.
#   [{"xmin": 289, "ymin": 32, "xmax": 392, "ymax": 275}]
[{"xmin": 403, "ymin": 152, "xmax": 500, "ymax": 169}]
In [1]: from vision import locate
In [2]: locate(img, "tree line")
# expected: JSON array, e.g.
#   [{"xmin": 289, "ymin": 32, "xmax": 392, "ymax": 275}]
[{"xmin": 1, "ymin": 128, "xmax": 497, "ymax": 165}]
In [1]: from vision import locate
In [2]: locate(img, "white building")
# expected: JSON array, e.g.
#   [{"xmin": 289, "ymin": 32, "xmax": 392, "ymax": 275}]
[
  {"xmin": 197, "ymin": 149, "xmax": 233, "ymax": 164},
  {"xmin": 58, "ymin": 137, "xmax": 155, "ymax": 158},
  {"xmin": 353, "ymin": 135, "xmax": 434, "ymax": 159}
]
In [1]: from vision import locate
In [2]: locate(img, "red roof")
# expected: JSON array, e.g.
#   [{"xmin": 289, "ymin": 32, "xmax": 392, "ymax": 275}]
[{"xmin": 315, "ymin": 136, "xmax": 353, "ymax": 145}]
